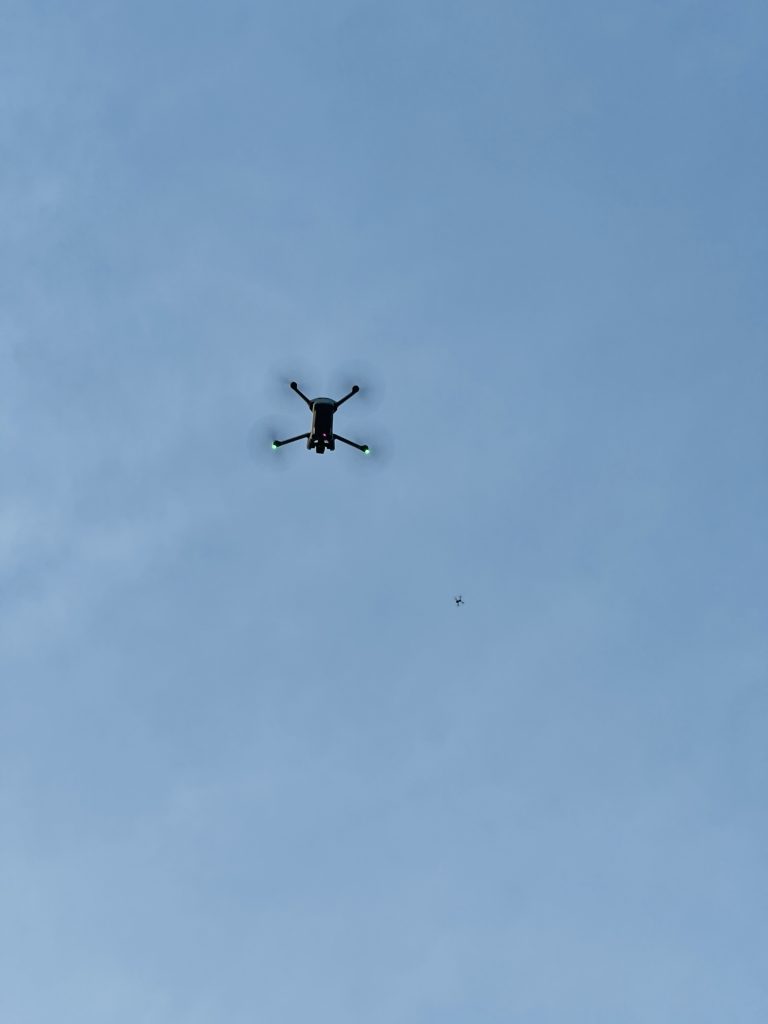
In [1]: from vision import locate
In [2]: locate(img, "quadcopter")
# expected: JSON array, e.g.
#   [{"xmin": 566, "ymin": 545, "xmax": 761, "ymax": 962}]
[
  {"xmin": 272, "ymin": 381, "xmax": 370, "ymax": 456},
  {"xmin": 454, "ymin": 595, "xmax": 464, "ymax": 607}
]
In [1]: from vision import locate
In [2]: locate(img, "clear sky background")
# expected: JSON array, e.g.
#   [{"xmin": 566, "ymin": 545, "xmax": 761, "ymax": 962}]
[{"xmin": 1, "ymin": 2, "xmax": 766, "ymax": 1021}]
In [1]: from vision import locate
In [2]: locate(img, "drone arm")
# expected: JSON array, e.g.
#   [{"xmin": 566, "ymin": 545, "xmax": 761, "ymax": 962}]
[
  {"xmin": 290, "ymin": 381, "xmax": 313, "ymax": 408},
  {"xmin": 273, "ymin": 432, "xmax": 310, "ymax": 448},
  {"xmin": 334, "ymin": 385, "xmax": 360, "ymax": 408},
  {"xmin": 333, "ymin": 433, "xmax": 369, "ymax": 454}
]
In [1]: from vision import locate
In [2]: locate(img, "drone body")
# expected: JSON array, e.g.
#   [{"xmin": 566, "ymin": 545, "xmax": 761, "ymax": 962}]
[{"xmin": 272, "ymin": 381, "xmax": 370, "ymax": 456}]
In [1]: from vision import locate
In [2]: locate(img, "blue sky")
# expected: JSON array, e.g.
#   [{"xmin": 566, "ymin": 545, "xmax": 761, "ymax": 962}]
[{"xmin": 1, "ymin": 2, "xmax": 766, "ymax": 1021}]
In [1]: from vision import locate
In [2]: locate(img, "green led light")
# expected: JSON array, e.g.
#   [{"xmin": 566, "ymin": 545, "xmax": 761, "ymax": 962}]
[
  {"xmin": 271, "ymin": 442, "xmax": 278, "ymax": 450},
  {"xmin": 363, "ymin": 447, "xmax": 371, "ymax": 455}
]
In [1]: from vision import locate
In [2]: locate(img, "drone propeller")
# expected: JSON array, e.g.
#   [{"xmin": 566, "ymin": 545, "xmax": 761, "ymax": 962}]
[
  {"xmin": 246, "ymin": 417, "xmax": 292, "ymax": 470},
  {"xmin": 338, "ymin": 426, "xmax": 393, "ymax": 470},
  {"xmin": 267, "ymin": 356, "xmax": 383, "ymax": 406},
  {"xmin": 267, "ymin": 360, "xmax": 318, "ymax": 399},
  {"xmin": 338, "ymin": 362, "xmax": 383, "ymax": 408}
]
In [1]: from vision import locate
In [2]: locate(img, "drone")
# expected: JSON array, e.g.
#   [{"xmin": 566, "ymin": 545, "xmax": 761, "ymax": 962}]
[
  {"xmin": 454, "ymin": 595, "xmax": 464, "ymax": 606},
  {"xmin": 272, "ymin": 381, "xmax": 370, "ymax": 456}
]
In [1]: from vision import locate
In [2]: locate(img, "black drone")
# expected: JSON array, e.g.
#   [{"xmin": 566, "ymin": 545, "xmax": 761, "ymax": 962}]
[
  {"xmin": 272, "ymin": 381, "xmax": 370, "ymax": 456},
  {"xmin": 454, "ymin": 595, "xmax": 464, "ymax": 607}
]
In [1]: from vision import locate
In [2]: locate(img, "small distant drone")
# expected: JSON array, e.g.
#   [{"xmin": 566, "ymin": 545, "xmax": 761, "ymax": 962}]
[
  {"xmin": 272, "ymin": 381, "xmax": 370, "ymax": 456},
  {"xmin": 454, "ymin": 595, "xmax": 464, "ymax": 607}
]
